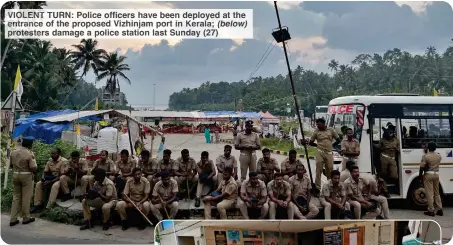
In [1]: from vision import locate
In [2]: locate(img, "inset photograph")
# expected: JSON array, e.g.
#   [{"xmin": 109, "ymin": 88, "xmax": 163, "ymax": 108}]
[{"xmin": 155, "ymin": 220, "xmax": 442, "ymax": 245}]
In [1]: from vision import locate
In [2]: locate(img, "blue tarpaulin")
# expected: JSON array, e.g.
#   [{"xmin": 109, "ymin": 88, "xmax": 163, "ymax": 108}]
[{"xmin": 13, "ymin": 109, "xmax": 102, "ymax": 144}]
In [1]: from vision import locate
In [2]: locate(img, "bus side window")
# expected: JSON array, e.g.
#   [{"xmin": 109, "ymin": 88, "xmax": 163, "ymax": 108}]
[{"xmin": 401, "ymin": 118, "xmax": 452, "ymax": 149}]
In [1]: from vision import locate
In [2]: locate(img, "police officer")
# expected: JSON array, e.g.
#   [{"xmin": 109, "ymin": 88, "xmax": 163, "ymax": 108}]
[
  {"xmin": 340, "ymin": 128, "xmax": 360, "ymax": 170},
  {"xmin": 321, "ymin": 170, "xmax": 350, "ymax": 219},
  {"xmin": 267, "ymin": 173, "xmax": 295, "ymax": 219},
  {"xmin": 156, "ymin": 149, "xmax": 178, "ymax": 176},
  {"xmin": 203, "ymin": 166, "xmax": 238, "ymax": 219},
  {"xmin": 375, "ymin": 128, "xmax": 400, "ymax": 182},
  {"xmin": 237, "ymin": 171, "xmax": 269, "ymax": 219},
  {"xmin": 215, "ymin": 145, "xmax": 239, "ymax": 187},
  {"xmin": 9, "ymin": 136, "xmax": 37, "ymax": 226},
  {"xmin": 86, "ymin": 150, "xmax": 116, "ymax": 194},
  {"xmin": 31, "ymin": 148, "xmax": 68, "ymax": 213},
  {"xmin": 80, "ymin": 168, "xmax": 118, "ymax": 231},
  {"xmin": 281, "ymin": 149, "xmax": 303, "ymax": 181},
  {"xmin": 195, "ymin": 151, "xmax": 216, "ymax": 207},
  {"xmin": 419, "ymin": 142, "xmax": 443, "ymax": 217},
  {"xmin": 344, "ymin": 166, "xmax": 380, "ymax": 219},
  {"xmin": 150, "ymin": 171, "xmax": 179, "ymax": 221},
  {"xmin": 116, "ymin": 167, "xmax": 151, "ymax": 230},
  {"xmin": 257, "ymin": 148, "xmax": 280, "ymax": 184},
  {"xmin": 290, "ymin": 165, "xmax": 319, "ymax": 219},
  {"xmin": 303, "ymin": 118, "xmax": 341, "ymax": 190},
  {"xmin": 137, "ymin": 150, "xmax": 158, "ymax": 187},
  {"xmin": 115, "ymin": 149, "xmax": 137, "ymax": 196},
  {"xmin": 174, "ymin": 149, "xmax": 198, "ymax": 195},
  {"xmin": 235, "ymin": 120, "xmax": 261, "ymax": 181}
]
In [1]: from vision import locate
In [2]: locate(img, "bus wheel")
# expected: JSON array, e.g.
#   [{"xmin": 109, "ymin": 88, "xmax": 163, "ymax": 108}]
[{"xmin": 407, "ymin": 180, "xmax": 428, "ymax": 210}]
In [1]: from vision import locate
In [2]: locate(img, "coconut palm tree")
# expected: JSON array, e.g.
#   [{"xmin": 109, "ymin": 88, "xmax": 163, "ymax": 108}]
[
  {"xmin": 95, "ymin": 52, "xmax": 131, "ymax": 105},
  {"xmin": 70, "ymin": 39, "xmax": 106, "ymax": 77}
]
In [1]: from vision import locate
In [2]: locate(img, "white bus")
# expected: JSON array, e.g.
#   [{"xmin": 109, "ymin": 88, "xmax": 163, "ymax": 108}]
[{"xmin": 327, "ymin": 95, "xmax": 453, "ymax": 208}]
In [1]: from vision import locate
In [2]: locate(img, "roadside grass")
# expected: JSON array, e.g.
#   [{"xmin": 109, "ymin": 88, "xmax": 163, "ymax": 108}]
[{"xmin": 260, "ymin": 138, "xmax": 316, "ymax": 157}]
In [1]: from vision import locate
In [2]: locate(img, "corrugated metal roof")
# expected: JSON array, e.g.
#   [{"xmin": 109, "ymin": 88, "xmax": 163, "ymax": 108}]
[{"xmin": 39, "ymin": 110, "xmax": 113, "ymax": 122}]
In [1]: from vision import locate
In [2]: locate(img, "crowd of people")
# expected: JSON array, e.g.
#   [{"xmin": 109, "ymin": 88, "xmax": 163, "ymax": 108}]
[{"xmin": 7, "ymin": 118, "xmax": 443, "ymax": 231}]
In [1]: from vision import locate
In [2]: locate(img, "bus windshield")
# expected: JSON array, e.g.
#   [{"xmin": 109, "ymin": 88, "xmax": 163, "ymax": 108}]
[{"xmin": 327, "ymin": 104, "xmax": 357, "ymax": 137}]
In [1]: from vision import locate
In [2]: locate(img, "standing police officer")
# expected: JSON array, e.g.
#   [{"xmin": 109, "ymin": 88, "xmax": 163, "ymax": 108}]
[
  {"xmin": 9, "ymin": 136, "xmax": 37, "ymax": 226},
  {"xmin": 419, "ymin": 142, "xmax": 443, "ymax": 217}
]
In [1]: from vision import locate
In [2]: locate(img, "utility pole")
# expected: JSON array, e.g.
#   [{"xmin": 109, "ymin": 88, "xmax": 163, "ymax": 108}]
[
  {"xmin": 272, "ymin": 1, "xmax": 314, "ymax": 186},
  {"xmin": 153, "ymin": 83, "xmax": 156, "ymax": 110}
]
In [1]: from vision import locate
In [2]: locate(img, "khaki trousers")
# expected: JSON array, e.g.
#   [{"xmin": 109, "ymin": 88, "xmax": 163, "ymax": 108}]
[
  {"xmin": 321, "ymin": 200, "xmax": 350, "ymax": 219},
  {"xmin": 370, "ymin": 194, "xmax": 390, "ymax": 219},
  {"xmin": 424, "ymin": 173, "xmax": 442, "ymax": 212},
  {"xmin": 46, "ymin": 175, "xmax": 90, "ymax": 208},
  {"xmin": 237, "ymin": 199, "xmax": 269, "ymax": 219},
  {"xmin": 116, "ymin": 200, "xmax": 150, "ymax": 220},
  {"xmin": 175, "ymin": 175, "xmax": 199, "ymax": 187},
  {"xmin": 10, "ymin": 173, "xmax": 34, "ymax": 222},
  {"xmin": 293, "ymin": 203, "xmax": 319, "ymax": 219},
  {"xmin": 268, "ymin": 200, "xmax": 295, "ymax": 219},
  {"xmin": 150, "ymin": 201, "xmax": 179, "ymax": 221},
  {"xmin": 34, "ymin": 180, "xmax": 55, "ymax": 206},
  {"xmin": 82, "ymin": 198, "xmax": 117, "ymax": 223},
  {"xmin": 315, "ymin": 150, "xmax": 333, "ymax": 189},
  {"xmin": 380, "ymin": 155, "xmax": 398, "ymax": 181},
  {"xmin": 239, "ymin": 153, "xmax": 257, "ymax": 181},
  {"xmin": 204, "ymin": 199, "xmax": 236, "ymax": 219},
  {"xmin": 348, "ymin": 200, "xmax": 380, "ymax": 219}
]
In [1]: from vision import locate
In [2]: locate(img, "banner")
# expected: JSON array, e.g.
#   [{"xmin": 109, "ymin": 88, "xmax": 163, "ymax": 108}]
[
  {"xmin": 264, "ymin": 231, "xmax": 280, "ymax": 245},
  {"xmin": 243, "ymin": 230, "xmax": 263, "ymax": 245},
  {"xmin": 227, "ymin": 230, "xmax": 241, "ymax": 245},
  {"xmin": 215, "ymin": 231, "xmax": 227, "ymax": 245}
]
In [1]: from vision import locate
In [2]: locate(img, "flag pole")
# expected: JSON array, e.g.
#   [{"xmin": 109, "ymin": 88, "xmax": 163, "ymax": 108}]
[{"xmin": 3, "ymin": 90, "xmax": 17, "ymax": 189}]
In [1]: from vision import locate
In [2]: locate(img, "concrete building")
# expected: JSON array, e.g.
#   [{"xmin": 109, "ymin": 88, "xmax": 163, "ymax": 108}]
[
  {"xmin": 156, "ymin": 220, "xmax": 441, "ymax": 245},
  {"xmin": 102, "ymin": 87, "xmax": 126, "ymax": 106}
]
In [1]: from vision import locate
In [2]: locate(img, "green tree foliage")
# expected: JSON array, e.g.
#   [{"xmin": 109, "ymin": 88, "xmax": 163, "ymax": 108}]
[{"xmin": 169, "ymin": 44, "xmax": 453, "ymax": 115}]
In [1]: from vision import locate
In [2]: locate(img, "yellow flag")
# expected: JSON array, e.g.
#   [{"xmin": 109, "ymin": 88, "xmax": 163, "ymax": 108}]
[
  {"xmin": 95, "ymin": 97, "xmax": 99, "ymax": 111},
  {"xmin": 76, "ymin": 123, "xmax": 81, "ymax": 135},
  {"xmin": 433, "ymin": 88, "xmax": 438, "ymax": 96},
  {"xmin": 14, "ymin": 65, "xmax": 22, "ymax": 90}
]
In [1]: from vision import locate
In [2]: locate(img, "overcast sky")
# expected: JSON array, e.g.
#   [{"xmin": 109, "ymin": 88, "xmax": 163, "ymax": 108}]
[{"xmin": 45, "ymin": 1, "xmax": 453, "ymax": 109}]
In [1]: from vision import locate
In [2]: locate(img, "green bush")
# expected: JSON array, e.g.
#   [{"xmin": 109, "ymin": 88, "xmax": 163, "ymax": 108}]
[{"xmin": 260, "ymin": 138, "xmax": 316, "ymax": 156}]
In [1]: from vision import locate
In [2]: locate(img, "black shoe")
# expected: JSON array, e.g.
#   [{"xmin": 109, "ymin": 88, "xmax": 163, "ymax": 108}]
[
  {"xmin": 121, "ymin": 220, "xmax": 129, "ymax": 231},
  {"xmin": 80, "ymin": 221, "xmax": 92, "ymax": 230},
  {"xmin": 424, "ymin": 211, "xmax": 435, "ymax": 217},
  {"xmin": 30, "ymin": 205, "xmax": 42, "ymax": 214},
  {"xmin": 102, "ymin": 223, "xmax": 110, "ymax": 230},
  {"xmin": 9, "ymin": 220, "xmax": 19, "ymax": 226},
  {"xmin": 195, "ymin": 198, "xmax": 200, "ymax": 208},
  {"xmin": 60, "ymin": 193, "xmax": 72, "ymax": 202},
  {"xmin": 436, "ymin": 210, "xmax": 443, "ymax": 216},
  {"xmin": 22, "ymin": 217, "xmax": 35, "ymax": 225}
]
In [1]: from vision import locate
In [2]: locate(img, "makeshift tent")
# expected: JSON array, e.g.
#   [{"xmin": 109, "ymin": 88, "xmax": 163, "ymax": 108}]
[
  {"xmin": 13, "ymin": 110, "xmax": 104, "ymax": 144},
  {"xmin": 262, "ymin": 111, "xmax": 280, "ymax": 124}
]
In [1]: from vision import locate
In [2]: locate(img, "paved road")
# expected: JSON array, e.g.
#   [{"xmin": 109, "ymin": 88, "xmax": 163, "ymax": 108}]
[
  {"xmin": 0, "ymin": 215, "xmax": 153, "ymax": 244},
  {"xmin": 147, "ymin": 133, "xmax": 453, "ymax": 243}
]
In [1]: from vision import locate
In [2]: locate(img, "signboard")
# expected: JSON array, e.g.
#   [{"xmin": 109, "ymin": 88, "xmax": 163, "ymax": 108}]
[
  {"xmin": 243, "ymin": 230, "xmax": 263, "ymax": 245},
  {"xmin": 227, "ymin": 230, "xmax": 241, "ymax": 245},
  {"xmin": 215, "ymin": 231, "xmax": 227, "ymax": 245},
  {"xmin": 343, "ymin": 227, "xmax": 364, "ymax": 245},
  {"xmin": 324, "ymin": 229, "xmax": 342, "ymax": 245},
  {"xmin": 328, "ymin": 105, "xmax": 354, "ymax": 114}
]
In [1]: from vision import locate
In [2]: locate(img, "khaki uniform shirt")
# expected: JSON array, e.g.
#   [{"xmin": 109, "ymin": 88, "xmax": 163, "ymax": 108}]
[
  {"xmin": 197, "ymin": 160, "xmax": 216, "ymax": 174},
  {"xmin": 281, "ymin": 158, "xmax": 303, "ymax": 174},
  {"xmin": 116, "ymin": 157, "xmax": 137, "ymax": 175},
  {"xmin": 10, "ymin": 147, "xmax": 37, "ymax": 172},
  {"xmin": 44, "ymin": 156, "xmax": 68, "ymax": 177},
  {"xmin": 240, "ymin": 179, "xmax": 267, "ymax": 198},
  {"xmin": 93, "ymin": 177, "xmax": 117, "ymax": 200},
  {"xmin": 310, "ymin": 128, "xmax": 339, "ymax": 152},
  {"xmin": 267, "ymin": 180, "xmax": 291, "ymax": 199},
  {"xmin": 235, "ymin": 132, "xmax": 260, "ymax": 154},
  {"xmin": 289, "ymin": 174, "xmax": 311, "ymax": 198},
  {"xmin": 156, "ymin": 159, "xmax": 177, "ymax": 173},
  {"xmin": 93, "ymin": 159, "xmax": 116, "ymax": 173},
  {"xmin": 138, "ymin": 158, "xmax": 158, "ymax": 174},
  {"xmin": 63, "ymin": 158, "xmax": 88, "ymax": 176},
  {"xmin": 257, "ymin": 157, "xmax": 279, "ymax": 172},
  {"xmin": 421, "ymin": 152, "xmax": 441, "ymax": 171},
  {"xmin": 322, "ymin": 179, "xmax": 346, "ymax": 203},
  {"xmin": 153, "ymin": 179, "xmax": 178, "ymax": 199},
  {"xmin": 377, "ymin": 138, "xmax": 400, "ymax": 156},
  {"xmin": 216, "ymin": 155, "xmax": 238, "ymax": 172},
  {"xmin": 344, "ymin": 177, "xmax": 368, "ymax": 198},
  {"xmin": 341, "ymin": 139, "xmax": 360, "ymax": 156},
  {"xmin": 124, "ymin": 177, "xmax": 151, "ymax": 202},
  {"xmin": 175, "ymin": 157, "xmax": 196, "ymax": 174},
  {"xmin": 215, "ymin": 176, "xmax": 238, "ymax": 201}
]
